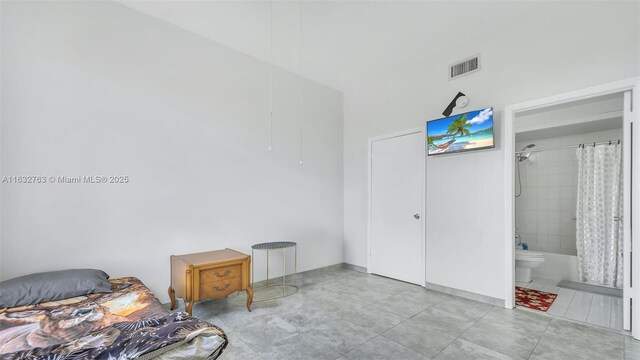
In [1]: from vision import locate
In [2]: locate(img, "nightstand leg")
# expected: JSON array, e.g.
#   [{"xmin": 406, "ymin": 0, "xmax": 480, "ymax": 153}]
[
  {"xmin": 168, "ymin": 286, "xmax": 176, "ymax": 310},
  {"xmin": 185, "ymin": 301, "xmax": 193, "ymax": 316},
  {"xmin": 251, "ymin": 248, "xmax": 254, "ymax": 289},
  {"xmin": 245, "ymin": 288, "xmax": 254, "ymax": 312}
]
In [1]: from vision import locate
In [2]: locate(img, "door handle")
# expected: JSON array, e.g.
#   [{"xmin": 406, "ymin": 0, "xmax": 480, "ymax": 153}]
[
  {"xmin": 414, "ymin": 214, "xmax": 420, "ymax": 219},
  {"xmin": 214, "ymin": 270, "xmax": 232, "ymax": 278},
  {"xmin": 213, "ymin": 283, "xmax": 231, "ymax": 291}
]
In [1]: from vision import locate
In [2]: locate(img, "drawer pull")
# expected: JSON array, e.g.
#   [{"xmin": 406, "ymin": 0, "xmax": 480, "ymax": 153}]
[
  {"xmin": 213, "ymin": 283, "xmax": 231, "ymax": 291},
  {"xmin": 215, "ymin": 270, "xmax": 232, "ymax": 278}
]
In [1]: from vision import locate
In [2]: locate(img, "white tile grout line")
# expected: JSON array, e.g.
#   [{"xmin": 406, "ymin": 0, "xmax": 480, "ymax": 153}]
[
  {"xmin": 586, "ymin": 294, "xmax": 612, "ymax": 329},
  {"xmin": 326, "ymin": 278, "xmax": 503, "ymax": 355},
  {"xmin": 585, "ymin": 294, "xmax": 596, "ymax": 324},
  {"xmin": 341, "ymin": 285, "xmax": 499, "ymax": 358},
  {"xmin": 606, "ymin": 296, "xmax": 614, "ymax": 329},
  {"xmin": 322, "ymin": 288, "xmax": 443, "ymax": 356},
  {"xmin": 609, "ymin": 296, "xmax": 623, "ymax": 330},
  {"xmin": 564, "ymin": 291, "xmax": 591, "ymax": 322},
  {"xmin": 298, "ymin": 272, "xmax": 432, "ymax": 355},
  {"xmin": 583, "ymin": 292, "xmax": 595, "ymax": 323},
  {"xmin": 526, "ymin": 316, "xmax": 553, "ymax": 359},
  {"xmin": 560, "ymin": 288, "xmax": 577, "ymax": 317},
  {"xmin": 539, "ymin": 277, "xmax": 551, "ymax": 291},
  {"xmin": 429, "ymin": 306, "xmax": 497, "ymax": 360},
  {"xmin": 404, "ymin": 294, "xmax": 473, "ymax": 359}
]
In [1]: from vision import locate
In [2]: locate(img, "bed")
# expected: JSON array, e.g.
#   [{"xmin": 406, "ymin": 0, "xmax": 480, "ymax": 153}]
[{"xmin": 0, "ymin": 277, "xmax": 228, "ymax": 359}]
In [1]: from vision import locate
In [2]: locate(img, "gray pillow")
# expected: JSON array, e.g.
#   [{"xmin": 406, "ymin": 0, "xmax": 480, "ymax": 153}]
[{"xmin": 0, "ymin": 269, "xmax": 112, "ymax": 308}]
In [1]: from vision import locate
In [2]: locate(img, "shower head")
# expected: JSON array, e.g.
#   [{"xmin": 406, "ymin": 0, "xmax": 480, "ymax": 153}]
[
  {"xmin": 517, "ymin": 144, "xmax": 535, "ymax": 162},
  {"xmin": 521, "ymin": 144, "xmax": 536, "ymax": 151}
]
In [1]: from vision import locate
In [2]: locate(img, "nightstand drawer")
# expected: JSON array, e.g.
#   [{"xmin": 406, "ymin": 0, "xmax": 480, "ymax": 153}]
[
  {"xmin": 199, "ymin": 265, "xmax": 241, "ymax": 282},
  {"xmin": 199, "ymin": 277, "xmax": 242, "ymax": 299}
]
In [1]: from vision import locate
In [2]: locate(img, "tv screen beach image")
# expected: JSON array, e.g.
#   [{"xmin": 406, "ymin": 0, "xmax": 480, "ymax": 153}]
[{"xmin": 427, "ymin": 107, "xmax": 494, "ymax": 156}]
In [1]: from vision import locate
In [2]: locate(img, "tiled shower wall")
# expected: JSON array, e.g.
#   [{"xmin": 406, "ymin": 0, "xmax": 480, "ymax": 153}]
[{"xmin": 515, "ymin": 127, "xmax": 622, "ymax": 255}]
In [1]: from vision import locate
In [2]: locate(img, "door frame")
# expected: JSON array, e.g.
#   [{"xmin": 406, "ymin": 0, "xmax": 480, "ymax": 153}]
[
  {"xmin": 504, "ymin": 77, "xmax": 640, "ymax": 338},
  {"xmin": 367, "ymin": 127, "xmax": 426, "ymax": 286}
]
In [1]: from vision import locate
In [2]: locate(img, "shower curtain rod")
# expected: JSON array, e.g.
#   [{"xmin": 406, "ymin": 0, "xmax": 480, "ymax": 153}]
[{"xmin": 514, "ymin": 139, "xmax": 621, "ymax": 154}]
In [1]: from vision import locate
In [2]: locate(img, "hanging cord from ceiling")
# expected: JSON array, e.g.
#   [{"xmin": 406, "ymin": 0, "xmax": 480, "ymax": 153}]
[
  {"xmin": 298, "ymin": 0, "xmax": 304, "ymax": 166},
  {"xmin": 267, "ymin": 0, "xmax": 274, "ymax": 151}
]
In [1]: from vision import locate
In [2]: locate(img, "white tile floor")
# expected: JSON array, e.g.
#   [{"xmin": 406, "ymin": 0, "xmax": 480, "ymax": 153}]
[{"xmin": 516, "ymin": 276, "xmax": 625, "ymax": 331}]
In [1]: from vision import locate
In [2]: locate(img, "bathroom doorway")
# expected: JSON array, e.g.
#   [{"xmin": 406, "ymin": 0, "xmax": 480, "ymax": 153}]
[
  {"xmin": 504, "ymin": 78, "xmax": 640, "ymax": 338},
  {"xmin": 514, "ymin": 97, "xmax": 624, "ymax": 330}
]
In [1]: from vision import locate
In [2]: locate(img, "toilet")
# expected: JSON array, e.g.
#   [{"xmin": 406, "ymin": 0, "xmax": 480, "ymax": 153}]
[{"xmin": 515, "ymin": 249, "xmax": 546, "ymax": 283}]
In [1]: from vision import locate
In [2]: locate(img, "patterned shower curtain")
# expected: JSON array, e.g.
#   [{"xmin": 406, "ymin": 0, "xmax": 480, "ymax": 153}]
[{"xmin": 576, "ymin": 143, "xmax": 623, "ymax": 288}]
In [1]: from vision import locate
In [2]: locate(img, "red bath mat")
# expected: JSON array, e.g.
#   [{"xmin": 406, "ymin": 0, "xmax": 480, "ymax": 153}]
[{"xmin": 515, "ymin": 286, "xmax": 558, "ymax": 312}]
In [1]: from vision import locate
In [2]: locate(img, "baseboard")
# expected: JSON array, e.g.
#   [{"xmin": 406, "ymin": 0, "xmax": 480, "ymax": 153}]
[
  {"xmin": 342, "ymin": 262, "xmax": 367, "ymax": 273},
  {"xmin": 248, "ymin": 262, "xmax": 348, "ymax": 289},
  {"xmin": 163, "ymin": 262, "xmax": 506, "ymax": 309},
  {"xmin": 425, "ymin": 281, "xmax": 504, "ymax": 307},
  {"xmin": 339, "ymin": 264, "xmax": 503, "ymax": 307}
]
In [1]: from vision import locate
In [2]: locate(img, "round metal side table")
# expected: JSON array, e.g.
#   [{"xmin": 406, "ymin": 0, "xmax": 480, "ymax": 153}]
[{"xmin": 251, "ymin": 241, "xmax": 298, "ymax": 301}]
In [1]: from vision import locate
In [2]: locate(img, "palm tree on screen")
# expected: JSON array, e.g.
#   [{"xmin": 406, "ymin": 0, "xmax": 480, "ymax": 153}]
[{"xmin": 446, "ymin": 114, "xmax": 470, "ymax": 138}]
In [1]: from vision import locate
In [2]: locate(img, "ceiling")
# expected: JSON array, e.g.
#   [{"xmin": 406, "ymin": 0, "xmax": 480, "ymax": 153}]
[
  {"xmin": 117, "ymin": 0, "xmax": 547, "ymax": 92},
  {"xmin": 118, "ymin": 1, "xmax": 637, "ymax": 93}
]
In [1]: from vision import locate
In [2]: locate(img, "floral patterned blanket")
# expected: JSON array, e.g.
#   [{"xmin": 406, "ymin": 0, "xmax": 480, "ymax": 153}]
[{"xmin": 0, "ymin": 277, "xmax": 227, "ymax": 359}]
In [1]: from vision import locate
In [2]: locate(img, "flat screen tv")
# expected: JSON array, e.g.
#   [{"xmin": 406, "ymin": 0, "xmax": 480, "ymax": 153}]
[{"xmin": 426, "ymin": 107, "xmax": 494, "ymax": 156}]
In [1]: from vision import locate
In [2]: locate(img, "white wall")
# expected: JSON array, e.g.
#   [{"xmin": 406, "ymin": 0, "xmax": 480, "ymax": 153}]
[
  {"xmin": 0, "ymin": 1, "xmax": 344, "ymax": 303},
  {"xmin": 343, "ymin": 1, "xmax": 639, "ymax": 300},
  {"xmin": 516, "ymin": 128, "xmax": 623, "ymax": 255}
]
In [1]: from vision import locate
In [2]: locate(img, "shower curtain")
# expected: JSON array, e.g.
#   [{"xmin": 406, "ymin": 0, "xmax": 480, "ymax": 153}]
[{"xmin": 576, "ymin": 143, "xmax": 623, "ymax": 288}]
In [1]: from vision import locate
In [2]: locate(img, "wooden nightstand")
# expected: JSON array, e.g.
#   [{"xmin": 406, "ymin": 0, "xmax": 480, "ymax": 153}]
[{"xmin": 168, "ymin": 248, "xmax": 253, "ymax": 315}]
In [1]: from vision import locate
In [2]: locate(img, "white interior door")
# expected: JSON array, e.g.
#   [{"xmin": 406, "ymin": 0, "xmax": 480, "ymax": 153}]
[{"xmin": 369, "ymin": 131, "xmax": 423, "ymax": 285}]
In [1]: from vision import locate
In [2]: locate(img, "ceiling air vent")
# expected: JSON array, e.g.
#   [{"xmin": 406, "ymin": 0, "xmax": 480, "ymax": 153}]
[{"xmin": 449, "ymin": 55, "xmax": 480, "ymax": 80}]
